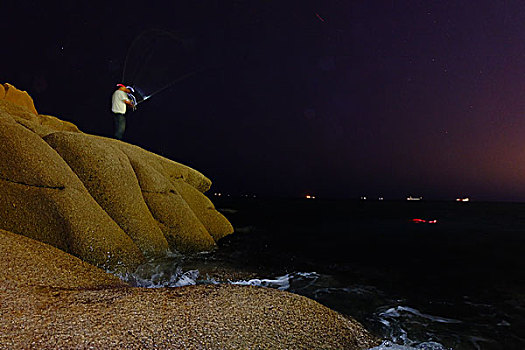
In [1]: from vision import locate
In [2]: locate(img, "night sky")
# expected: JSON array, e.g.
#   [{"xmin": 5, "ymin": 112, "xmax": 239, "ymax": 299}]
[{"xmin": 3, "ymin": 1, "xmax": 525, "ymax": 201}]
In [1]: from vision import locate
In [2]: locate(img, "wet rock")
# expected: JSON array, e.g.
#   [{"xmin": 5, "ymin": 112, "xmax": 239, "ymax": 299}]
[{"xmin": 0, "ymin": 228, "xmax": 381, "ymax": 349}]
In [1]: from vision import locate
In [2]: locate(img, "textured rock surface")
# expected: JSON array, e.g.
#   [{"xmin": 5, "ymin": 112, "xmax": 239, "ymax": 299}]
[
  {"xmin": 3, "ymin": 83, "xmax": 38, "ymax": 115},
  {"xmin": 0, "ymin": 229, "xmax": 126, "ymax": 289},
  {"xmin": 0, "ymin": 112, "xmax": 144, "ymax": 270},
  {"xmin": 0, "ymin": 83, "xmax": 233, "ymax": 271},
  {"xmin": 44, "ymin": 132, "xmax": 170, "ymax": 259},
  {"xmin": 0, "ymin": 228, "xmax": 380, "ymax": 349}
]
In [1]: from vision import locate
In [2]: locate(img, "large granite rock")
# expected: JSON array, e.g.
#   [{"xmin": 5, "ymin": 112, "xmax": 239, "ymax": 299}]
[
  {"xmin": 0, "ymin": 83, "xmax": 233, "ymax": 271},
  {"xmin": 0, "ymin": 228, "xmax": 380, "ymax": 349},
  {"xmin": 43, "ymin": 132, "xmax": 171, "ymax": 259},
  {"xmin": 0, "ymin": 83, "xmax": 381, "ymax": 348}
]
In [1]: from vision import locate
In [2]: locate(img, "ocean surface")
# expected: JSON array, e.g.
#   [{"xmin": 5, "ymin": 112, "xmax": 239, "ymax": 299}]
[{"xmin": 120, "ymin": 198, "xmax": 525, "ymax": 350}]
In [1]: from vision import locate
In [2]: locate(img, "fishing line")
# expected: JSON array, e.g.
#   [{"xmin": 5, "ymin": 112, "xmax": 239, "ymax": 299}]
[
  {"xmin": 135, "ymin": 68, "xmax": 205, "ymax": 105},
  {"xmin": 122, "ymin": 29, "xmax": 173, "ymax": 84},
  {"xmin": 121, "ymin": 29, "xmax": 207, "ymax": 106}
]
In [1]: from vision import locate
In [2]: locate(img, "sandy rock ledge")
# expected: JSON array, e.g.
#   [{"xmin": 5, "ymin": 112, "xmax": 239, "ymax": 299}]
[{"xmin": 0, "ymin": 229, "xmax": 380, "ymax": 349}]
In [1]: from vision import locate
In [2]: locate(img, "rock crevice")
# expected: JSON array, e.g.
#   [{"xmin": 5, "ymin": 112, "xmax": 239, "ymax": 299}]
[{"xmin": 0, "ymin": 176, "xmax": 66, "ymax": 190}]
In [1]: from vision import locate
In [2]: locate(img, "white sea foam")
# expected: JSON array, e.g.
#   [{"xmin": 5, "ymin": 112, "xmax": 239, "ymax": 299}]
[
  {"xmin": 117, "ymin": 265, "xmax": 456, "ymax": 349},
  {"xmin": 230, "ymin": 275, "xmax": 291, "ymax": 290},
  {"xmin": 313, "ymin": 284, "xmax": 382, "ymax": 299},
  {"xmin": 229, "ymin": 271, "xmax": 320, "ymax": 290},
  {"xmin": 373, "ymin": 305, "xmax": 461, "ymax": 349},
  {"xmin": 369, "ymin": 340, "xmax": 449, "ymax": 350},
  {"xmin": 217, "ymin": 208, "xmax": 238, "ymax": 214},
  {"xmin": 380, "ymin": 306, "xmax": 462, "ymax": 324},
  {"xmin": 119, "ymin": 266, "xmax": 202, "ymax": 288}
]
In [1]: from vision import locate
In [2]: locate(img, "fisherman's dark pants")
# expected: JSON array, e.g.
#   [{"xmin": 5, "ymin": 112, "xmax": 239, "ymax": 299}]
[{"xmin": 113, "ymin": 112, "xmax": 126, "ymax": 140}]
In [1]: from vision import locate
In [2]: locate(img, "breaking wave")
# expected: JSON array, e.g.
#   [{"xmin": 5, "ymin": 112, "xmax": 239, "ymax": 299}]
[
  {"xmin": 118, "ymin": 261, "xmax": 515, "ymax": 349},
  {"xmin": 123, "ymin": 267, "xmax": 202, "ymax": 288},
  {"xmin": 229, "ymin": 271, "xmax": 320, "ymax": 290}
]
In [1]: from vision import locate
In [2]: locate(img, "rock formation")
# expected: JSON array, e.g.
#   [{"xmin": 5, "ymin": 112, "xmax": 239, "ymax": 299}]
[
  {"xmin": 0, "ymin": 83, "xmax": 381, "ymax": 348},
  {"xmin": 0, "ymin": 83, "xmax": 233, "ymax": 271},
  {"xmin": 0, "ymin": 228, "xmax": 380, "ymax": 349}
]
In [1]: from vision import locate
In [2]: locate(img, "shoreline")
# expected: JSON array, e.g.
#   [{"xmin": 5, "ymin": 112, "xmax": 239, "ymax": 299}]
[{"xmin": 0, "ymin": 229, "xmax": 380, "ymax": 349}]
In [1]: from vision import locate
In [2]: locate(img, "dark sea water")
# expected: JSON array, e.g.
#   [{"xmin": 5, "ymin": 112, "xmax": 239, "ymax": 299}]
[{"xmin": 122, "ymin": 198, "xmax": 525, "ymax": 350}]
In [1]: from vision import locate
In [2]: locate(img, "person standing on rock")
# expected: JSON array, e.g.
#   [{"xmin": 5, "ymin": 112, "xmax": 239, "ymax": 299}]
[{"xmin": 111, "ymin": 84, "xmax": 136, "ymax": 140}]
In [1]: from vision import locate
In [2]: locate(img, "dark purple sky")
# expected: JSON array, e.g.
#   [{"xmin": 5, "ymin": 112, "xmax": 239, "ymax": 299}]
[{"xmin": 3, "ymin": 1, "xmax": 525, "ymax": 200}]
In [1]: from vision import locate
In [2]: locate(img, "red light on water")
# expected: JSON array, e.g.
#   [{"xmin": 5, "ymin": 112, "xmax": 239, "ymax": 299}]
[{"xmin": 412, "ymin": 218, "xmax": 438, "ymax": 224}]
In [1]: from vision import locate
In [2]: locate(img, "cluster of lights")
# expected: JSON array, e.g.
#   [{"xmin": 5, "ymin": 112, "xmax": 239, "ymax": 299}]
[
  {"xmin": 361, "ymin": 196, "xmax": 384, "ymax": 201},
  {"xmin": 213, "ymin": 192, "xmax": 470, "ymax": 202},
  {"xmin": 357, "ymin": 195, "xmax": 472, "ymax": 202},
  {"xmin": 213, "ymin": 193, "xmax": 256, "ymax": 198}
]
